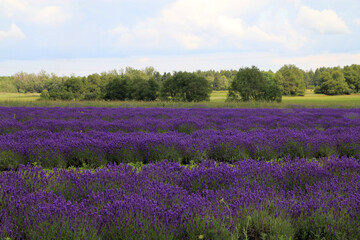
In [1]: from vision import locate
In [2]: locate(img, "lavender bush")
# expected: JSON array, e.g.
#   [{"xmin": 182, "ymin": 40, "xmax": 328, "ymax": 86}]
[
  {"xmin": 1, "ymin": 107, "xmax": 360, "ymax": 239},
  {"xmin": 0, "ymin": 157, "xmax": 359, "ymax": 239},
  {"xmin": 1, "ymin": 107, "xmax": 360, "ymax": 169}
]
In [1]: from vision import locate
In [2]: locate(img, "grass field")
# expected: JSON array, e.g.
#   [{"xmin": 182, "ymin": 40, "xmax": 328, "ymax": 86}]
[
  {"xmin": 1, "ymin": 90, "xmax": 360, "ymax": 108},
  {"xmin": 0, "ymin": 92, "xmax": 40, "ymax": 101}
]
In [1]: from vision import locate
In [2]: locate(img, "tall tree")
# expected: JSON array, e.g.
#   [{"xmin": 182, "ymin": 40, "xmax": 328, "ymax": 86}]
[
  {"xmin": 276, "ymin": 65, "xmax": 306, "ymax": 96},
  {"xmin": 160, "ymin": 72, "xmax": 212, "ymax": 102},
  {"xmin": 128, "ymin": 76, "xmax": 159, "ymax": 101},
  {"xmin": 104, "ymin": 75, "xmax": 130, "ymax": 100},
  {"xmin": 318, "ymin": 70, "xmax": 349, "ymax": 95},
  {"xmin": 227, "ymin": 66, "xmax": 281, "ymax": 102},
  {"xmin": 303, "ymin": 70, "xmax": 315, "ymax": 89},
  {"xmin": 343, "ymin": 64, "xmax": 360, "ymax": 93}
]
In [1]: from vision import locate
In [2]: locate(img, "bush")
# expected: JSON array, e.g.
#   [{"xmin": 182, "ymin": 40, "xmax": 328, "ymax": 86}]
[{"xmin": 40, "ymin": 89, "xmax": 50, "ymax": 99}]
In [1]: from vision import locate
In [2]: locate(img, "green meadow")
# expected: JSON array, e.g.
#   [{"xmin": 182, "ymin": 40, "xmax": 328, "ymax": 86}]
[
  {"xmin": 0, "ymin": 92, "xmax": 41, "ymax": 102},
  {"xmin": 1, "ymin": 90, "xmax": 360, "ymax": 108}
]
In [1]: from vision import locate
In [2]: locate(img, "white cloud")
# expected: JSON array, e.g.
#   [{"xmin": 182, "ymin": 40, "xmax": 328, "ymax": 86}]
[
  {"xmin": 0, "ymin": 0, "xmax": 71, "ymax": 25},
  {"xmin": 31, "ymin": 5, "xmax": 71, "ymax": 25},
  {"xmin": 356, "ymin": 18, "xmax": 360, "ymax": 25},
  {"xmin": 109, "ymin": 0, "xmax": 306, "ymax": 51},
  {"xmin": 2, "ymin": 52, "xmax": 360, "ymax": 76},
  {"xmin": 297, "ymin": 6, "xmax": 350, "ymax": 34},
  {"xmin": 272, "ymin": 52, "xmax": 360, "ymax": 70},
  {"xmin": 0, "ymin": 24, "xmax": 26, "ymax": 40}
]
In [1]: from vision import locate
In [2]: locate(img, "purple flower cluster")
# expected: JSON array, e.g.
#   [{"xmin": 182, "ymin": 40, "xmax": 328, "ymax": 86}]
[
  {"xmin": 1, "ymin": 107, "xmax": 360, "ymax": 239},
  {"xmin": 1, "ymin": 107, "xmax": 360, "ymax": 168},
  {"xmin": 1, "ymin": 157, "xmax": 359, "ymax": 239},
  {"xmin": 1, "ymin": 107, "xmax": 360, "ymax": 134}
]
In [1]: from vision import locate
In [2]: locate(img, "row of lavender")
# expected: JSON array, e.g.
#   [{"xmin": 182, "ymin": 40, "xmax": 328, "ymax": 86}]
[
  {"xmin": 1, "ymin": 157, "xmax": 359, "ymax": 239},
  {"xmin": 1, "ymin": 107, "xmax": 360, "ymax": 169},
  {"xmin": 1, "ymin": 107, "xmax": 360, "ymax": 134},
  {"xmin": 1, "ymin": 127, "xmax": 360, "ymax": 169}
]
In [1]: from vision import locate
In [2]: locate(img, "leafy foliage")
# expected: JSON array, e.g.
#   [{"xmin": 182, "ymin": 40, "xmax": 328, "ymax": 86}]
[
  {"xmin": 160, "ymin": 71, "xmax": 212, "ymax": 102},
  {"xmin": 343, "ymin": 64, "xmax": 360, "ymax": 93},
  {"xmin": 104, "ymin": 75, "xmax": 130, "ymax": 101},
  {"xmin": 314, "ymin": 69, "xmax": 350, "ymax": 95},
  {"xmin": 227, "ymin": 66, "xmax": 282, "ymax": 102},
  {"xmin": 275, "ymin": 64, "xmax": 306, "ymax": 96}
]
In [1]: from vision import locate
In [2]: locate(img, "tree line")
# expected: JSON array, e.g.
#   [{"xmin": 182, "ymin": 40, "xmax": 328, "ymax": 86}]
[{"xmin": 0, "ymin": 64, "xmax": 359, "ymax": 102}]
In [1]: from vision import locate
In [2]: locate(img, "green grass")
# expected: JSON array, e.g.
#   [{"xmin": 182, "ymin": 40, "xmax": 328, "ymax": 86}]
[
  {"xmin": 209, "ymin": 91, "xmax": 228, "ymax": 102},
  {"xmin": 1, "ymin": 91, "xmax": 360, "ymax": 108},
  {"xmin": 0, "ymin": 92, "xmax": 40, "ymax": 102}
]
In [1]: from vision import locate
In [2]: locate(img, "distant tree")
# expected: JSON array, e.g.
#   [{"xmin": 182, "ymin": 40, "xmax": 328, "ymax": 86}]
[
  {"xmin": 212, "ymin": 75, "xmax": 230, "ymax": 90},
  {"xmin": 160, "ymin": 72, "xmax": 212, "ymax": 102},
  {"xmin": 227, "ymin": 66, "xmax": 281, "ymax": 102},
  {"xmin": 0, "ymin": 76, "xmax": 17, "ymax": 92},
  {"xmin": 276, "ymin": 65, "xmax": 306, "ymax": 96},
  {"xmin": 100, "ymin": 70, "xmax": 121, "ymax": 87},
  {"xmin": 40, "ymin": 89, "xmax": 50, "ymax": 99},
  {"xmin": 84, "ymin": 74, "xmax": 102, "ymax": 100},
  {"xmin": 303, "ymin": 70, "xmax": 315, "ymax": 89},
  {"xmin": 262, "ymin": 70, "xmax": 275, "ymax": 83},
  {"xmin": 316, "ymin": 70, "xmax": 350, "ymax": 95},
  {"xmin": 212, "ymin": 77, "xmax": 221, "ymax": 91},
  {"xmin": 262, "ymin": 70, "xmax": 282, "ymax": 102},
  {"xmin": 274, "ymin": 71, "xmax": 285, "ymax": 94},
  {"xmin": 343, "ymin": 64, "xmax": 360, "ymax": 93},
  {"xmin": 313, "ymin": 67, "xmax": 330, "ymax": 87},
  {"xmin": 63, "ymin": 77, "xmax": 85, "ymax": 100},
  {"xmin": 13, "ymin": 72, "xmax": 36, "ymax": 93},
  {"xmin": 125, "ymin": 67, "xmax": 149, "ymax": 81},
  {"xmin": 128, "ymin": 76, "xmax": 159, "ymax": 101},
  {"xmin": 104, "ymin": 75, "xmax": 130, "ymax": 100},
  {"xmin": 147, "ymin": 78, "xmax": 160, "ymax": 100}
]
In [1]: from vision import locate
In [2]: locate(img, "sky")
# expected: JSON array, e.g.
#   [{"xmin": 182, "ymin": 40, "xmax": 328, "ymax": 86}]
[{"xmin": 0, "ymin": 0, "xmax": 359, "ymax": 76}]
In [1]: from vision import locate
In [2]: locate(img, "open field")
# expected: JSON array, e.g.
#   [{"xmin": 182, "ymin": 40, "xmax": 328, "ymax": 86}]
[
  {"xmin": 1, "ymin": 107, "xmax": 360, "ymax": 239},
  {"xmin": 0, "ymin": 92, "xmax": 40, "ymax": 101},
  {"xmin": 210, "ymin": 90, "xmax": 360, "ymax": 107},
  {"xmin": 1, "ymin": 91, "xmax": 360, "ymax": 108}
]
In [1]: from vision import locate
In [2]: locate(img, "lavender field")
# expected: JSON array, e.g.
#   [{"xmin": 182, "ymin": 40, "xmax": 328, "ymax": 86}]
[{"xmin": 1, "ymin": 107, "xmax": 360, "ymax": 239}]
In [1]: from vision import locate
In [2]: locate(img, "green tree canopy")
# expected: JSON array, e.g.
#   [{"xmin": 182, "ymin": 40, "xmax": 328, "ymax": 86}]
[
  {"xmin": 276, "ymin": 64, "xmax": 306, "ymax": 96},
  {"xmin": 160, "ymin": 72, "xmax": 212, "ymax": 102},
  {"xmin": 316, "ymin": 70, "xmax": 349, "ymax": 95},
  {"xmin": 104, "ymin": 75, "xmax": 130, "ymax": 101},
  {"xmin": 343, "ymin": 64, "xmax": 360, "ymax": 93},
  {"xmin": 128, "ymin": 76, "xmax": 159, "ymax": 101},
  {"xmin": 227, "ymin": 66, "xmax": 281, "ymax": 102}
]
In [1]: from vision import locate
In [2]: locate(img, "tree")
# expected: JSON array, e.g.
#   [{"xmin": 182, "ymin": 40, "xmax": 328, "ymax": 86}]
[
  {"xmin": 303, "ymin": 70, "xmax": 315, "ymax": 89},
  {"xmin": 160, "ymin": 72, "xmax": 212, "ymax": 102},
  {"xmin": 63, "ymin": 77, "xmax": 85, "ymax": 100},
  {"xmin": 317, "ymin": 70, "xmax": 349, "ymax": 95},
  {"xmin": 40, "ymin": 89, "xmax": 50, "ymax": 99},
  {"xmin": 0, "ymin": 76, "xmax": 17, "ymax": 92},
  {"xmin": 128, "ymin": 76, "xmax": 159, "ymax": 101},
  {"xmin": 276, "ymin": 65, "xmax": 306, "ymax": 96},
  {"xmin": 343, "ymin": 64, "xmax": 360, "ymax": 93},
  {"xmin": 262, "ymin": 70, "xmax": 282, "ymax": 102},
  {"xmin": 313, "ymin": 67, "xmax": 334, "ymax": 87},
  {"xmin": 84, "ymin": 74, "xmax": 102, "ymax": 100},
  {"xmin": 104, "ymin": 76, "xmax": 130, "ymax": 100},
  {"xmin": 212, "ymin": 77, "xmax": 221, "ymax": 90},
  {"xmin": 227, "ymin": 66, "xmax": 281, "ymax": 102}
]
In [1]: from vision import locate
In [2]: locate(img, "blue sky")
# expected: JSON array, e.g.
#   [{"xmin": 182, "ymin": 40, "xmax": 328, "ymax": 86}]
[{"xmin": 0, "ymin": 0, "xmax": 359, "ymax": 76}]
